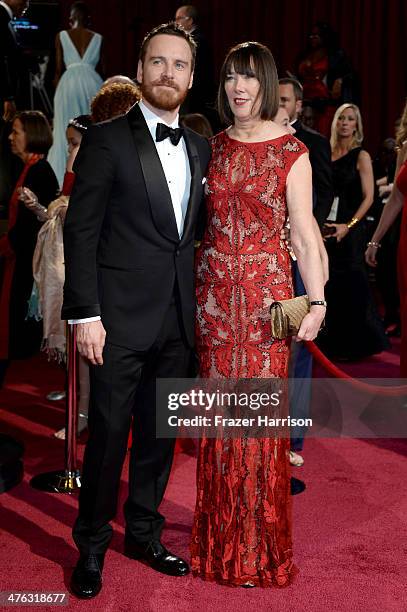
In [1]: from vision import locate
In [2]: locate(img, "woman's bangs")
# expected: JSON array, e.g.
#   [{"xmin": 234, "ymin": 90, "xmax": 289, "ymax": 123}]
[{"xmin": 226, "ymin": 48, "xmax": 257, "ymax": 78}]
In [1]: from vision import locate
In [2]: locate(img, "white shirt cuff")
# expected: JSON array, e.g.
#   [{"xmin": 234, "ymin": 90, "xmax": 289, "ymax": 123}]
[{"xmin": 68, "ymin": 316, "xmax": 101, "ymax": 324}]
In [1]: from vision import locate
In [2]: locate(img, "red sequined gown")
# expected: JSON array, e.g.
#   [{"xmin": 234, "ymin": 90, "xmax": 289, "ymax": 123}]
[
  {"xmin": 298, "ymin": 54, "xmax": 335, "ymax": 137},
  {"xmin": 190, "ymin": 131, "xmax": 307, "ymax": 587},
  {"xmin": 396, "ymin": 160, "xmax": 407, "ymax": 377}
]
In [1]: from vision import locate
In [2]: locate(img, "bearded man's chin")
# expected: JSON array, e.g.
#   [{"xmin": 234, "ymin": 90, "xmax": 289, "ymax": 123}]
[{"xmin": 141, "ymin": 85, "xmax": 189, "ymax": 111}]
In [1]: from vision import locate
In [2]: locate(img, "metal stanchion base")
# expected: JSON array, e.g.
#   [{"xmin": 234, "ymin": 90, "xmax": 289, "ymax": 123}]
[
  {"xmin": 46, "ymin": 390, "xmax": 66, "ymax": 401},
  {"xmin": 30, "ymin": 469, "xmax": 81, "ymax": 493}
]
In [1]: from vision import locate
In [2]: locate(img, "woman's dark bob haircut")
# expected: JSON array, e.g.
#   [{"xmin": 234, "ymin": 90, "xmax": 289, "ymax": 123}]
[
  {"xmin": 14, "ymin": 110, "xmax": 53, "ymax": 154},
  {"xmin": 218, "ymin": 41, "xmax": 279, "ymax": 125}
]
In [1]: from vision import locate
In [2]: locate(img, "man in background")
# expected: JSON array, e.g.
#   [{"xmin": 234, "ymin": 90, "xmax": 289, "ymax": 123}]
[
  {"xmin": 279, "ymin": 77, "xmax": 333, "ymax": 473},
  {"xmin": 279, "ymin": 77, "xmax": 333, "ymax": 226},
  {"xmin": 175, "ymin": 4, "xmax": 215, "ymax": 121}
]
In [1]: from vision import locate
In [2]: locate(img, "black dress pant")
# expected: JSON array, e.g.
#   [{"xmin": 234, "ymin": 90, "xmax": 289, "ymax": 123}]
[{"xmin": 73, "ymin": 298, "xmax": 191, "ymax": 556}]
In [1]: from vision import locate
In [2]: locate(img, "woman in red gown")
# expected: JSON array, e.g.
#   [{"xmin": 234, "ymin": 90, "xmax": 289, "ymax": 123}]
[
  {"xmin": 366, "ymin": 102, "xmax": 407, "ymax": 377},
  {"xmin": 297, "ymin": 22, "xmax": 354, "ymax": 137},
  {"xmin": 190, "ymin": 42, "xmax": 326, "ymax": 587}
]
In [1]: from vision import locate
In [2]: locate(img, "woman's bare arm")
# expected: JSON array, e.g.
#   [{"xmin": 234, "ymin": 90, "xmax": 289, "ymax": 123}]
[
  {"xmin": 325, "ymin": 149, "xmax": 375, "ymax": 242},
  {"xmin": 365, "ymin": 143, "xmax": 407, "ymax": 266},
  {"xmin": 287, "ymin": 153, "xmax": 326, "ymax": 340},
  {"xmin": 53, "ymin": 33, "xmax": 63, "ymax": 88}
]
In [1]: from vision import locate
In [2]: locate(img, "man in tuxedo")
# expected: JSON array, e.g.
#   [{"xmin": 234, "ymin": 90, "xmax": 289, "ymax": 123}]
[
  {"xmin": 62, "ymin": 22, "xmax": 211, "ymax": 599},
  {"xmin": 279, "ymin": 77, "xmax": 333, "ymax": 227},
  {"xmin": 175, "ymin": 5, "xmax": 215, "ymax": 120},
  {"xmin": 0, "ymin": 0, "xmax": 29, "ymax": 210},
  {"xmin": 279, "ymin": 77, "xmax": 332, "ymax": 469}
]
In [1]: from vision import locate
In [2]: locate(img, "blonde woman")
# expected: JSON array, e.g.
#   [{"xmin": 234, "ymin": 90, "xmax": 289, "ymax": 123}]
[
  {"xmin": 366, "ymin": 100, "xmax": 407, "ymax": 376},
  {"xmin": 318, "ymin": 103, "xmax": 388, "ymax": 360}
]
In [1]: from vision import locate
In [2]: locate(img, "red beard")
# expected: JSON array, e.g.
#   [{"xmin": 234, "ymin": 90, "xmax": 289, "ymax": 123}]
[{"xmin": 141, "ymin": 78, "xmax": 189, "ymax": 111}]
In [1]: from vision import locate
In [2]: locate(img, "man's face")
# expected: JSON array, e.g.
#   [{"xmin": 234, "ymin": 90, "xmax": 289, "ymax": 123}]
[
  {"xmin": 279, "ymin": 83, "xmax": 301, "ymax": 122},
  {"xmin": 9, "ymin": 0, "xmax": 29, "ymax": 18},
  {"xmin": 175, "ymin": 7, "xmax": 193, "ymax": 32},
  {"xmin": 301, "ymin": 105, "xmax": 314, "ymax": 129},
  {"xmin": 137, "ymin": 34, "xmax": 193, "ymax": 112}
]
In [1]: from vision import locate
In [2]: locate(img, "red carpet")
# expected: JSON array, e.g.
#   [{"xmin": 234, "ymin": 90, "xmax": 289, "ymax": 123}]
[{"xmin": 1, "ymin": 351, "xmax": 406, "ymax": 611}]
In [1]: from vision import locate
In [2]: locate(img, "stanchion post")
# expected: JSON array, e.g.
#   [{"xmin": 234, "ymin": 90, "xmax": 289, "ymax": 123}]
[
  {"xmin": 66, "ymin": 324, "xmax": 78, "ymax": 474},
  {"xmin": 30, "ymin": 324, "xmax": 81, "ymax": 492}
]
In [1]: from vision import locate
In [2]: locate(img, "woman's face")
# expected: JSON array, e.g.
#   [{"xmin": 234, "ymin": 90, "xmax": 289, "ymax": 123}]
[
  {"xmin": 336, "ymin": 107, "xmax": 358, "ymax": 138},
  {"xmin": 66, "ymin": 126, "xmax": 83, "ymax": 154},
  {"xmin": 9, "ymin": 118, "xmax": 27, "ymax": 158},
  {"xmin": 224, "ymin": 63, "xmax": 261, "ymax": 122},
  {"xmin": 69, "ymin": 8, "xmax": 78, "ymax": 28},
  {"xmin": 309, "ymin": 26, "xmax": 322, "ymax": 49},
  {"xmin": 274, "ymin": 107, "xmax": 295, "ymax": 135}
]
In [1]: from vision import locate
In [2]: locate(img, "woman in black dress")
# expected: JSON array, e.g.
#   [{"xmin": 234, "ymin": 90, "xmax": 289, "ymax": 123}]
[
  {"xmin": 319, "ymin": 103, "xmax": 389, "ymax": 360},
  {"xmin": 0, "ymin": 111, "xmax": 58, "ymax": 382}
]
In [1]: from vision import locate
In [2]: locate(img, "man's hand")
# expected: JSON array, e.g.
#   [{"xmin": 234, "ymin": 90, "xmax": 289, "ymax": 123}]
[
  {"xmin": 76, "ymin": 321, "xmax": 106, "ymax": 365},
  {"xmin": 3, "ymin": 100, "xmax": 16, "ymax": 122}
]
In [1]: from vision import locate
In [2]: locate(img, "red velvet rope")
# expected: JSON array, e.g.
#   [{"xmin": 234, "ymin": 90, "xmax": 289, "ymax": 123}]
[{"xmin": 306, "ymin": 341, "xmax": 407, "ymax": 397}]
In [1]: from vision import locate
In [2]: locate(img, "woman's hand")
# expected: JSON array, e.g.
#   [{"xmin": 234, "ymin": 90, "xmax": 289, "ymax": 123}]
[
  {"xmin": 280, "ymin": 223, "xmax": 295, "ymax": 257},
  {"xmin": 323, "ymin": 222, "xmax": 349, "ymax": 242},
  {"xmin": 295, "ymin": 307, "xmax": 326, "ymax": 342},
  {"xmin": 378, "ymin": 184, "xmax": 392, "ymax": 198},
  {"xmin": 18, "ymin": 187, "xmax": 49, "ymax": 221},
  {"xmin": 365, "ymin": 244, "xmax": 379, "ymax": 267}
]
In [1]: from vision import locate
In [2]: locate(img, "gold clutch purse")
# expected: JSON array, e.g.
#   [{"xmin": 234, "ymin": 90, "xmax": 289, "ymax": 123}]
[{"xmin": 269, "ymin": 295, "xmax": 310, "ymax": 340}]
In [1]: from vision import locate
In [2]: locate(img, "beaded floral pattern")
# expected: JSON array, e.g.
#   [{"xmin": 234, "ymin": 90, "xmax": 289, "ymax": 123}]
[{"xmin": 191, "ymin": 130, "xmax": 307, "ymax": 587}]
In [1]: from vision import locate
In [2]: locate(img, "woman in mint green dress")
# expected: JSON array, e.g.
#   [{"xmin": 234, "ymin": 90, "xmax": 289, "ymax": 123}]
[{"xmin": 48, "ymin": 2, "xmax": 103, "ymax": 186}]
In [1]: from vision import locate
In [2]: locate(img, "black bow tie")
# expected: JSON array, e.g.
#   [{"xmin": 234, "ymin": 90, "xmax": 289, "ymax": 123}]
[{"xmin": 156, "ymin": 123, "xmax": 184, "ymax": 146}]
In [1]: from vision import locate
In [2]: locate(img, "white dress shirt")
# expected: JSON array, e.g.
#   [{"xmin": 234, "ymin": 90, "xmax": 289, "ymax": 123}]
[
  {"xmin": 69, "ymin": 100, "xmax": 191, "ymax": 324},
  {"xmin": 139, "ymin": 100, "xmax": 191, "ymax": 237}
]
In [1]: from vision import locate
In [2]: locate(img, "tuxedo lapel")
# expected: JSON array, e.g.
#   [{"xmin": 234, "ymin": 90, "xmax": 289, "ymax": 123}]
[
  {"xmin": 180, "ymin": 130, "xmax": 202, "ymax": 245},
  {"xmin": 127, "ymin": 104, "xmax": 179, "ymax": 243},
  {"xmin": 8, "ymin": 21, "xmax": 17, "ymax": 44}
]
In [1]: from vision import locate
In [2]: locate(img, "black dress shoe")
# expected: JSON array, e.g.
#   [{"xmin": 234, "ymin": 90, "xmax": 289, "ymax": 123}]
[
  {"xmin": 290, "ymin": 476, "xmax": 306, "ymax": 495},
  {"xmin": 70, "ymin": 553, "xmax": 104, "ymax": 599},
  {"xmin": 125, "ymin": 539, "xmax": 189, "ymax": 576}
]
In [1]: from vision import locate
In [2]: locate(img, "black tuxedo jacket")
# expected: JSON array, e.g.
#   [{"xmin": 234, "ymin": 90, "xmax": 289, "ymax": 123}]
[
  {"xmin": 292, "ymin": 119, "xmax": 333, "ymax": 227},
  {"xmin": 62, "ymin": 103, "xmax": 211, "ymax": 350},
  {"xmin": 189, "ymin": 27, "xmax": 215, "ymax": 112},
  {"xmin": 0, "ymin": 4, "xmax": 19, "ymax": 103}
]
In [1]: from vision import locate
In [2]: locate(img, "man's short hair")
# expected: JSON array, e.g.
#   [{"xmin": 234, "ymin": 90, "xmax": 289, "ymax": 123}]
[
  {"xmin": 139, "ymin": 22, "xmax": 196, "ymax": 71},
  {"xmin": 15, "ymin": 110, "xmax": 53, "ymax": 154},
  {"xmin": 279, "ymin": 77, "xmax": 303, "ymax": 101},
  {"xmin": 179, "ymin": 5, "xmax": 199, "ymax": 24}
]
